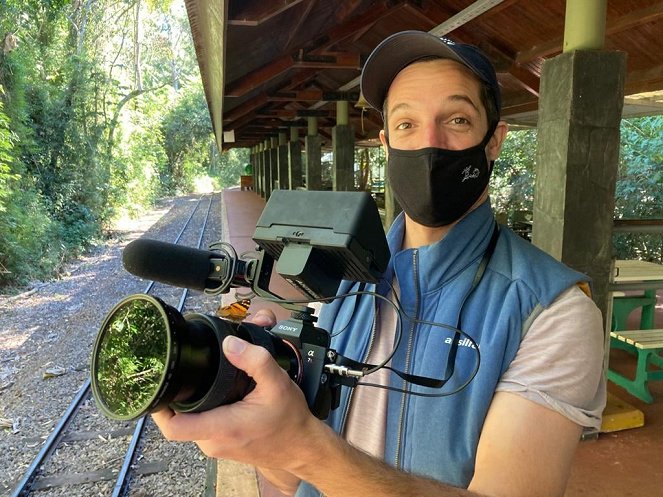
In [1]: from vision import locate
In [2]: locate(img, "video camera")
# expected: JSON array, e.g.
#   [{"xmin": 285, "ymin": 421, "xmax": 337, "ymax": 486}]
[{"xmin": 90, "ymin": 190, "xmax": 390, "ymax": 421}]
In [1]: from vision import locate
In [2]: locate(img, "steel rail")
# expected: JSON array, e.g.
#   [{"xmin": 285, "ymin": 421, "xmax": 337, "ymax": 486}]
[
  {"xmin": 10, "ymin": 381, "xmax": 92, "ymax": 497},
  {"xmin": 10, "ymin": 193, "xmax": 216, "ymax": 497},
  {"xmin": 110, "ymin": 193, "xmax": 216, "ymax": 497}
]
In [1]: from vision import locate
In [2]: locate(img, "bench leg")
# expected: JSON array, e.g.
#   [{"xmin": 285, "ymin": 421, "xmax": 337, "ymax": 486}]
[
  {"xmin": 608, "ymin": 348, "xmax": 658, "ymax": 404},
  {"xmin": 640, "ymin": 290, "xmax": 657, "ymax": 330}
]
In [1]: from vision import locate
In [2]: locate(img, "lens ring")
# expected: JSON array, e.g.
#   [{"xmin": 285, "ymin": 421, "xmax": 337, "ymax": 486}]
[
  {"xmin": 280, "ymin": 339, "xmax": 304, "ymax": 385},
  {"xmin": 91, "ymin": 294, "xmax": 174, "ymax": 421}
]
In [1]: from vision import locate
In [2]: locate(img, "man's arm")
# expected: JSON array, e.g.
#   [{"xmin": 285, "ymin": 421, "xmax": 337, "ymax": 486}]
[
  {"xmin": 469, "ymin": 391, "xmax": 582, "ymax": 497},
  {"xmin": 152, "ymin": 335, "xmax": 584, "ymax": 497}
]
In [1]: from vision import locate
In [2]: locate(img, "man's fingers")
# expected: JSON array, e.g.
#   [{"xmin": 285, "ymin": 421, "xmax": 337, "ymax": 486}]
[
  {"xmin": 152, "ymin": 409, "xmax": 217, "ymax": 441},
  {"xmin": 249, "ymin": 308, "xmax": 277, "ymax": 327},
  {"xmin": 222, "ymin": 335, "xmax": 289, "ymax": 387}
]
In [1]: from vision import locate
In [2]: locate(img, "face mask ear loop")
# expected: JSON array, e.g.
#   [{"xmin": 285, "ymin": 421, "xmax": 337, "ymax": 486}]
[
  {"xmin": 484, "ymin": 120, "xmax": 499, "ymax": 175},
  {"xmin": 381, "ymin": 112, "xmax": 389, "ymax": 146}
]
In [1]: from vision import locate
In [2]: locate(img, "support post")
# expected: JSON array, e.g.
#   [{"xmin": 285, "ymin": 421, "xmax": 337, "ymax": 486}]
[
  {"xmin": 563, "ymin": 0, "xmax": 607, "ymax": 52},
  {"xmin": 305, "ymin": 117, "xmax": 322, "ymax": 190},
  {"xmin": 263, "ymin": 139, "xmax": 272, "ymax": 199},
  {"xmin": 332, "ymin": 100, "xmax": 354, "ymax": 191},
  {"xmin": 270, "ymin": 137, "xmax": 278, "ymax": 193},
  {"xmin": 278, "ymin": 132, "xmax": 289, "ymax": 190},
  {"xmin": 289, "ymin": 127, "xmax": 303, "ymax": 189},
  {"xmin": 533, "ymin": 50, "xmax": 626, "ymax": 321}
]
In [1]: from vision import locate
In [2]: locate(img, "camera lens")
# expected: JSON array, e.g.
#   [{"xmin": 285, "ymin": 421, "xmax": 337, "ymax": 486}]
[
  {"xmin": 92, "ymin": 295, "xmax": 174, "ymax": 420},
  {"xmin": 91, "ymin": 294, "xmax": 300, "ymax": 421}
]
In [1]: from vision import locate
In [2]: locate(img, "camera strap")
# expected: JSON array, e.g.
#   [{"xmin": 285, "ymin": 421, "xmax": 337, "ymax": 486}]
[{"xmin": 339, "ymin": 221, "xmax": 500, "ymax": 390}]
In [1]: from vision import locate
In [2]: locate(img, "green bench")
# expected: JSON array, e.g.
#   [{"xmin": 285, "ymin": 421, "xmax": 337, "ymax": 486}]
[
  {"xmin": 608, "ymin": 329, "xmax": 663, "ymax": 403},
  {"xmin": 611, "ymin": 292, "xmax": 657, "ymax": 331}
]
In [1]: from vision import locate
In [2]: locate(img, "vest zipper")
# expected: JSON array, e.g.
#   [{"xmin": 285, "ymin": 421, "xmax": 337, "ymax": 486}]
[
  {"xmin": 394, "ymin": 249, "xmax": 420, "ymax": 469},
  {"xmin": 338, "ymin": 296, "xmax": 379, "ymax": 438}
]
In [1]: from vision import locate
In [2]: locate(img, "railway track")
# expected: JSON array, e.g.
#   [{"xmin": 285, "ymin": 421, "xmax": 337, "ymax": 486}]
[{"xmin": 9, "ymin": 193, "xmax": 219, "ymax": 497}]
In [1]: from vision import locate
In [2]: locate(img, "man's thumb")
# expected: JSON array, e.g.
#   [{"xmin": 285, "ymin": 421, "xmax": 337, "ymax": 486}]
[{"xmin": 222, "ymin": 335, "xmax": 275, "ymax": 382}]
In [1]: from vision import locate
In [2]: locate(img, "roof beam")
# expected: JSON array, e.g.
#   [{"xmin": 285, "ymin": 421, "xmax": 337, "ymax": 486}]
[
  {"xmin": 257, "ymin": 109, "xmax": 332, "ymax": 119},
  {"xmin": 625, "ymin": 61, "xmax": 663, "ymax": 95},
  {"xmin": 225, "ymin": 55, "xmax": 295, "ymax": 98},
  {"xmin": 225, "ymin": 52, "xmax": 360, "ymax": 98},
  {"xmin": 269, "ymin": 90, "xmax": 360, "ymax": 102},
  {"xmin": 516, "ymin": 1, "xmax": 663, "ymax": 64},
  {"xmin": 228, "ymin": 0, "xmax": 306, "ymax": 26}
]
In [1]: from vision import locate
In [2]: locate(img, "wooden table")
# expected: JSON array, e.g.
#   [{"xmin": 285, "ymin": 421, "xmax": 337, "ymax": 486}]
[{"xmin": 612, "ymin": 260, "xmax": 663, "ymax": 330}]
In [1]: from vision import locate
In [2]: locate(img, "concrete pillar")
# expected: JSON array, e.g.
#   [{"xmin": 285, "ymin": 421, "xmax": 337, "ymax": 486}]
[
  {"xmin": 263, "ymin": 139, "xmax": 272, "ymax": 199},
  {"xmin": 305, "ymin": 117, "xmax": 322, "ymax": 190},
  {"xmin": 256, "ymin": 144, "xmax": 264, "ymax": 197},
  {"xmin": 278, "ymin": 132, "xmax": 289, "ymax": 190},
  {"xmin": 270, "ymin": 137, "xmax": 278, "ymax": 195},
  {"xmin": 332, "ymin": 101, "xmax": 354, "ymax": 191},
  {"xmin": 289, "ymin": 127, "xmax": 303, "ymax": 189},
  {"xmin": 252, "ymin": 145, "xmax": 259, "ymax": 194},
  {"xmin": 532, "ymin": 50, "xmax": 626, "ymax": 321}
]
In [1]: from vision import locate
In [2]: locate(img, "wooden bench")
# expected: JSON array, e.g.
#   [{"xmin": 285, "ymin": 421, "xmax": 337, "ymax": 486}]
[
  {"xmin": 240, "ymin": 175, "xmax": 253, "ymax": 191},
  {"xmin": 608, "ymin": 329, "xmax": 663, "ymax": 403}
]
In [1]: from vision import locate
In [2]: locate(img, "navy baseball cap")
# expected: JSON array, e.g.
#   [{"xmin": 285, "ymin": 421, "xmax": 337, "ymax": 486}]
[{"xmin": 360, "ymin": 30, "xmax": 501, "ymax": 118}]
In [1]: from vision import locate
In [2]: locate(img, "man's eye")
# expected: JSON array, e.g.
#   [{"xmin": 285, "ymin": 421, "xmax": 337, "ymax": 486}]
[
  {"xmin": 395, "ymin": 122, "xmax": 412, "ymax": 130},
  {"xmin": 451, "ymin": 117, "xmax": 469, "ymax": 125}
]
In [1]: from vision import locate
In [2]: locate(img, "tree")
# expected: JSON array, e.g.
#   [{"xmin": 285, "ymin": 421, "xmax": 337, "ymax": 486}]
[
  {"xmin": 491, "ymin": 128, "xmax": 537, "ymax": 225},
  {"xmin": 613, "ymin": 116, "xmax": 663, "ymax": 262}
]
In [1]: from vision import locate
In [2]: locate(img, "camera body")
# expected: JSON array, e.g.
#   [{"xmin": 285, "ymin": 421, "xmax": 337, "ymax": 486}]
[{"xmin": 268, "ymin": 312, "xmax": 338, "ymax": 419}]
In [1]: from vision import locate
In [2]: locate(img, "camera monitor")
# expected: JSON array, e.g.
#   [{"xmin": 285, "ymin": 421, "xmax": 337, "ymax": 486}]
[{"xmin": 253, "ymin": 190, "xmax": 390, "ymax": 300}]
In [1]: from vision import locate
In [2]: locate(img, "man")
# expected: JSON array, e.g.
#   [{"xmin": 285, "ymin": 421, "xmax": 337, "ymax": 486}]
[{"xmin": 153, "ymin": 31, "xmax": 605, "ymax": 497}]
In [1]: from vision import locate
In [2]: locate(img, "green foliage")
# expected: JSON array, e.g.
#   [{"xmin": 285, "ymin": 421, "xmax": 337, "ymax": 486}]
[
  {"xmin": 491, "ymin": 120, "xmax": 661, "ymax": 262},
  {"xmin": 216, "ymin": 148, "xmax": 250, "ymax": 188},
  {"xmin": 613, "ymin": 116, "xmax": 663, "ymax": 262},
  {"xmin": 0, "ymin": 0, "xmax": 243, "ymax": 288},
  {"xmin": 0, "ymin": 98, "xmax": 18, "ymax": 209},
  {"xmin": 160, "ymin": 83, "xmax": 214, "ymax": 193},
  {"xmin": 491, "ymin": 129, "xmax": 536, "ymax": 224}
]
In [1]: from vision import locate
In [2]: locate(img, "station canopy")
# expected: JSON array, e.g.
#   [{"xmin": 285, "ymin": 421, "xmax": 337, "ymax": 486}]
[{"xmin": 184, "ymin": 0, "xmax": 663, "ymax": 150}]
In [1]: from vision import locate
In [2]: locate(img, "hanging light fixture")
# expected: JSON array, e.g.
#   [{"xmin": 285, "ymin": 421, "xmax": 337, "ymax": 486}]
[{"xmin": 355, "ymin": 91, "xmax": 370, "ymax": 135}]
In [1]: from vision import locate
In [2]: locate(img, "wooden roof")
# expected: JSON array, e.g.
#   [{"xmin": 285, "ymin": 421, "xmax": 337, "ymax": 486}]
[{"xmin": 184, "ymin": 0, "xmax": 663, "ymax": 150}]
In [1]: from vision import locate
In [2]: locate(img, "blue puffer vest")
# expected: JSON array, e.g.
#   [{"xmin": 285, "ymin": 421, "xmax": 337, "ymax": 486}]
[{"xmin": 296, "ymin": 202, "xmax": 589, "ymax": 495}]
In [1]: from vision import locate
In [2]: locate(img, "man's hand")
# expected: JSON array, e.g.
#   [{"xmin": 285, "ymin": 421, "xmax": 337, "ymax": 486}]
[{"xmin": 151, "ymin": 329, "xmax": 323, "ymax": 472}]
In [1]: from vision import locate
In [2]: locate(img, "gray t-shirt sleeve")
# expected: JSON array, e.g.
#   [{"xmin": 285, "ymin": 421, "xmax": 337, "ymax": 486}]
[{"xmin": 496, "ymin": 285, "xmax": 606, "ymax": 430}]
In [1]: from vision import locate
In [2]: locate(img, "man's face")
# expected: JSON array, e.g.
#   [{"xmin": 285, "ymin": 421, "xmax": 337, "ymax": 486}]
[{"xmin": 380, "ymin": 58, "xmax": 500, "ymax": 157}]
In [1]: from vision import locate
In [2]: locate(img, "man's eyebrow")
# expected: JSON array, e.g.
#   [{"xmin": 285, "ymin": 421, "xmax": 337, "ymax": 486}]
[
  {"xmin": 447, "ymin": 94, "xmax": 481, "ymax": 114},
  {"xmin": 388, "ymin": 94, "xmax": 481, "ymax": 117}
]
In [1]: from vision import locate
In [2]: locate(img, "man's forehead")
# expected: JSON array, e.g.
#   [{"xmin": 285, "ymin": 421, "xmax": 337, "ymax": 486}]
[{"xmin": 385, "ymin": 59, "xmax": 484, "ymax": 110}]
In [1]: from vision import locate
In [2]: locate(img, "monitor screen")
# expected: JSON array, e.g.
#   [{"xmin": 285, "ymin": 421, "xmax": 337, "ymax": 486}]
[{"xmin": 253, "ymin": 190, "xmax": 390, "ymax": 299}]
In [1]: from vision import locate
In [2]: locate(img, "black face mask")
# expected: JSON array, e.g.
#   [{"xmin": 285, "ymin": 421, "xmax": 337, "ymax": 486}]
[{"xmin": 387, "ymin": 126, "xmax": 497, "ymax": 227}]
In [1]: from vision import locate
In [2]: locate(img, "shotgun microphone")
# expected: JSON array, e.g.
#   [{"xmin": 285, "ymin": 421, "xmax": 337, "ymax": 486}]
[{"xmin": 122, "ymin": 238, "xmax": 241, "ymax": 292}]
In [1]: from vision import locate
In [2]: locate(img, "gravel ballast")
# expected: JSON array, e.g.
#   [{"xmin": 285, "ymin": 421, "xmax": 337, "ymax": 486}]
[{"xmin": 1, "ymin": 193, "xmax": 227, "ymax": 496}]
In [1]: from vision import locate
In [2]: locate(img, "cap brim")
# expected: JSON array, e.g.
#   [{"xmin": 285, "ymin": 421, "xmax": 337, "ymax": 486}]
[{"xmin": 360, "ymin": 31, "xmax": 467, "ymax": 111}]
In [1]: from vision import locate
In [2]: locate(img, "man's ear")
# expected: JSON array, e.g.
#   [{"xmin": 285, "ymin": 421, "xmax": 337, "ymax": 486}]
[
  {"xmin": 486, "ymin": 121, "xmax": 508, "ymax": 161},
  {"xmin": 379, "ymin": 129, "xmax": 389, "ymax": 158}
]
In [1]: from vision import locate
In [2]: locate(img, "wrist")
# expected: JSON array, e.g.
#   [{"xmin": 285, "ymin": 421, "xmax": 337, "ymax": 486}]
[{"xmin": 285, "ymin": 417, "xmax": 340, "ymax": 480}]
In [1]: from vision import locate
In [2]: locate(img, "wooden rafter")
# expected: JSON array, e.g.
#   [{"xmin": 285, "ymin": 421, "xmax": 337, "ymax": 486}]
[
  {"xmin": 228, "ymin": 0, "xmax": 306, "ymax": 26},
  {"xmin": 516, "ymin": 1, "xmax": 663, "ymax": 64}
]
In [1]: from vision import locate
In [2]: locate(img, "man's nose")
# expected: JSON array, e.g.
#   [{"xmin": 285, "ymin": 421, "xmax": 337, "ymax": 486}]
[{"xmin": 421, "ymin": 122, "xmax": 448, "ymax": 149}]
